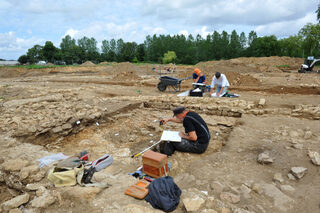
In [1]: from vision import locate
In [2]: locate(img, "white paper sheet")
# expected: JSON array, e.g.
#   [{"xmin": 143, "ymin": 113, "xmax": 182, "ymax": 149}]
[{"xmin": 160, "ymin": 130, "xmax": 181, "ymax": 142}]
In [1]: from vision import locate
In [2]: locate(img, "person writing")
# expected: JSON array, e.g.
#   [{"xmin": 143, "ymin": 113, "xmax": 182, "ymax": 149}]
[
  {"xmin": 159, "ymin": 106, "xmax": 210, "ymax": 155},
  {"xmin": 210, "ymin": 72, "xmax": 230, "ymax": 97},
  {"xmin": 193, "ymin": 68, "xmax": 207, "ymax": 84}
]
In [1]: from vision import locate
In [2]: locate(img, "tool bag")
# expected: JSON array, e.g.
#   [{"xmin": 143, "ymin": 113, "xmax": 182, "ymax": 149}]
[
  {"xmin": 47, "ymin": 165, "xmax": 84, "ymax": 187},
  {"xmin": 82, "ymin": 154, "xmax": 113, "ymax": 184}
]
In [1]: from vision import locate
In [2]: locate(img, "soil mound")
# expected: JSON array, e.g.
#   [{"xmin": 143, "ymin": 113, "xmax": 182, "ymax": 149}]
[
  {"xmin": 99, "ymin": 62, "xmax": 109, "ymax": 65},
  {"xmin": 196, "ymin": 56, "xmax": 304, "ymax": 72},
  {"xmin": 225, "ymin": 72, "xmax": 261, "ymax": 86},
  {"xmin": 80, "ymin": 61, "xmax": 96, "ymax": 66},
  {"xmin": 113, "ymin": 62, "xmax": 140, "ymax": 80}
]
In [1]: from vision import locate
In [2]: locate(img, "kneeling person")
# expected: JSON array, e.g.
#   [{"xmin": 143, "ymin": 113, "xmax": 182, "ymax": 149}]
[{"xmin": 160, "ymin": 106, "xmax": 210, "ymax": 155}]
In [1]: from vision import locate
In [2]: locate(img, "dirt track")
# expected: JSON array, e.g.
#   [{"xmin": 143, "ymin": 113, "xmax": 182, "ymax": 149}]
[{"xmin": 0, "ymin": 56, "xmax": 319, "ymax": 213}]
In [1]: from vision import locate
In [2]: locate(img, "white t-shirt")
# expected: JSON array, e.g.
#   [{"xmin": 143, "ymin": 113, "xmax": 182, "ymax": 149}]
[{"xmin": 211, "ymin": 74, "xmax": 230, "ymax": 88}]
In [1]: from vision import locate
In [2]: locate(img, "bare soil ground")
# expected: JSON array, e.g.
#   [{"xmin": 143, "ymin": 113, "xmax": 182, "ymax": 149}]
[{"xmin": 0, "ymin": 56, "xmax": 319, "ymax": 213}]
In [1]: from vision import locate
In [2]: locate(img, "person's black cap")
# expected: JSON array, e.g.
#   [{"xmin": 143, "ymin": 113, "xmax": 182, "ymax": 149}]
[
  {"xmin": 215, "ymin": 72, "xmax": 221, "ymax": 78},
  {"xmin": 173, "ymin": 106, "xmax": 185, "ymax": 116}
]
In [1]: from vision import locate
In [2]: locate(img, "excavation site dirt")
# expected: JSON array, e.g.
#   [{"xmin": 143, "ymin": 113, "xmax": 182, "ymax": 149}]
[{"xmin": 0, "ymin": 56, "xmax": 319, "ymax": 213}]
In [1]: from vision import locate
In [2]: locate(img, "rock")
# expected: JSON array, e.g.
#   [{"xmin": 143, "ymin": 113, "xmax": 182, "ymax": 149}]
[
  {"xmin": 0, "ymin": 170, "xmax": 4, "ymax": 183},
  {"xmin": 79, "ymin": 139, "xmax": 91, "ymax": 146},
  {"xmin": 258, "ymin": 99, "xmax": 266, "ymax": 107},
  {"xmin": 35, "ymin": 186, "xmax": 47, "ymax": 197},
  {"xmin": 9, "ymin": 208, "xmax": 22, "ymax": 213},
  {"xmin": 290, "ymin": 167, "xmax": 307, "ymax": 179},
  {"xmin": 257, "ymin": 151, "xmax": 273, "ymax": 164},
  {"xmin": 273, "ymin": 173, "xmax": 284, "ymax": 183},
  {"xmin": 280, "ymin": 185, "xmax": 295, "ymax": 193},
  {"xmin": 120, "ymin": 204, "xmax": 161, "ymax": 213},
  {"xmin": 200, "ymin": 209, "xmax": 218, "ymax": 213},
  {"xmin": 233, "ymin": 208, "xmax": 255, "ymax": 213},
  {"xmin": 61, "ymin": 186, "xmax": 101, "ymax": 202},
  {"xmin": 31, "ymin": 193, "xmax": 56, "ymax": 208},
  {"xmin": 52, "ymin": 126, "xmax": 62, "ymax": 133},
  {"xmin": 61, "ymin": 123, "xmax": 72, "ymax": 130},
  {"xmin": 261, "ymin": 183, "xmax": 293, "ymax": 212},
  {"xmin": 19, "ymin": 165, "xmax": 39, "ymax": 180},
  {"xmin": 219, "ymin": 192, "xmax": 240, "ymax": 204},
  {"xmin": 2, "ymin": 159, "xmax": 29, "ymax": 172},
  {"xmin": 115, "ymin": 148, "xmax": 130, "ymax": 157},
  {"xmin": 26, "ymin": 183, "xmax": 46, "ymax": 191},
  {"xmin": 204, "ymin": 196, "xmax": 215, "ymax": 209},
  {"xmin": 292, "ymin": 143, "xmax": 303, "ymax": 149},
  {"xmin": 210, "ymin": 181, "xmax": 224, "ymax": 194},
  {"xmin": 1, "ymin": 193, "xmax": 30, "ymax": 211},
  {"xmin": 304, "ymin": 131, "xmax": 312, "ymax": 139},
  {"xmin": 252, "ymin": 183, "xmax": 264, "ymax": 194},
  {"xmin": 240, "ymin": 184, "xmax": 252, "ymax": 199},
  {"xmin": 289, "ymin": 131, "xmax": 299, "ymax": 138},
  {"xmin": 307, "ymin": 151, "xmax": 320, "ymax": 166},
  {"xmin": 30, "ymin": 170, "xmax": 46, "ymax": 182},
  {"xmin": 183, "ymin": 195, "xmax": 205, "ymax": 212},
  {"xmin": 9, "ymin": 209, "xmax": 22, "ymax": 213},
  {"xmin": 287, "ymin": 173, "xmax": 296, "ymax": 180},
  {"xmin": 174, "ymin": 173, "xmax": 196, "ymax": 188},
  {"xmin": 221, "ymin": 208, "xmax": 232, "ymax": 213}
]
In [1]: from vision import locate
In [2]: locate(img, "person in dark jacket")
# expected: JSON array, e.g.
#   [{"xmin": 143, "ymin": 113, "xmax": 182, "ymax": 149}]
[{"xmin": 160, "ymin": 106, "xmax": 210, "ymax": 154}]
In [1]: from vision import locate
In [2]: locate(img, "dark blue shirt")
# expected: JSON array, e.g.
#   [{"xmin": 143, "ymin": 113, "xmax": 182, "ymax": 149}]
[{"xmin": 192, "ymin": 73, "xmax": 206, "ymax": 83}]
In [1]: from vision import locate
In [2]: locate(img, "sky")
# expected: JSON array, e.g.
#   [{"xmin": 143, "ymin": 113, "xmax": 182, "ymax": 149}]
[{"xmin": 0, "ymin": 0, "xmax": 318, "ymax": 60}]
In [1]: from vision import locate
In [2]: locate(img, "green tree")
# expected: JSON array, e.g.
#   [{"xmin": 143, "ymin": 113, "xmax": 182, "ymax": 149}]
[
  {"xmin": 163, "ymin": 51, "xmax": 177, "ymax": 64},
  {"xmin": 78, "ymin": 36, "xmax": 99, "ymax": 62},
  {"xmin": 299, "ymin": 23, "xmax": 320, "ymax": 56},
  {"xmin": 248, "ymin": 31, "xmax": 257, "ymax": 46},
  {"xmin": 249, "ymin": 35, "xmax": 280, "ymax": 57},
  {"xmin": 42, "ymin": 41, "xmax": 59, "ymax": 63},
  {"xmin": 229, "ymin": 30, "xmax": 241, "ymax": 58},
  {"xmin": 60, "ymin": 35, "xmax": 76, "ymax": 51},
  {"xmin": 279, "ymin": 35, "xmax": 303, "ymax": 57},
  {"xmin": 26, "ymin": 44, "xmax": 44, "ymax": 64},
  {"xmin": 239, "ymin": 32, "xmax": 247, "ymax": 50},
  {"xmin": 18, "ymin": 55, "xmax": 29, "ymax": 64},
  {"xmin": 136, "ymin": 44, "xmax": 145, "ymax": 62}
]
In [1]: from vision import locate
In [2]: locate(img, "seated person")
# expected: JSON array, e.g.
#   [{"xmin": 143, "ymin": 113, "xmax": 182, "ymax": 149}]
[
  {"xmin": 160, "ymin": 106, "xmax": 210, "ymax": 155},
  {"xmin": 193, "ymin": 68, "xmax": 207, "ymax": 84},
  {"xmin": 210, "ymin": 72, "xmax": 230, "ymax": 97}
]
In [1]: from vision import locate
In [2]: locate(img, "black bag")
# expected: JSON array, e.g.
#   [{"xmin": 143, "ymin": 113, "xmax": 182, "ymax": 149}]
[
  {"xmin": 160, "ymin": 142, "xmax": 175, "ymax": 156},
  {"xmin": 145, "ymin": 176, "xmax": 181, "ymax": 212},
  {"xmin": 81, "ymin": 167, "xmax": 96, "ymax": 184}
]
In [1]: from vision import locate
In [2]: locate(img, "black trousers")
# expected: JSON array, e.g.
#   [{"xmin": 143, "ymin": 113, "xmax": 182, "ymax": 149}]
[{"xmin": 161, "ymin": 139, "xmax": 208, "ymax": 156}]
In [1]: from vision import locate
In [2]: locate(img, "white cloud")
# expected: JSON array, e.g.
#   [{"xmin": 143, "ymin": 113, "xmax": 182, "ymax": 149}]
[
  {"xmin": 142, "ymin": 0, "xmax": 317, "ymax": 26},
  {"xmin": 255, "ymin": 12, "xmax": 318, "ymax": 37},
  {"xmin": 0, "ymin": 31, "xmax": 43, "ymax": 59},
  {"xmin": 194, "ymin": 26, "xmax": 211, "ymax": 38},
  {"xmin": 178, "ymin": 30, "xmax": 189, "ymax": 37}
]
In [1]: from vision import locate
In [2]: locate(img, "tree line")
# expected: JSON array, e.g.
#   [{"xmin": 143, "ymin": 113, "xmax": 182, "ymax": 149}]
[{"xmin": 18, "ymin": 17, "xmax": 319, "ymax": 65}]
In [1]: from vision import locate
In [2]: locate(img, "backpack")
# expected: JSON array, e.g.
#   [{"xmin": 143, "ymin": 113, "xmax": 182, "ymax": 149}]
[{"xmin": 145, "ymin": 176, "xmax": 181, "ymax": 212}]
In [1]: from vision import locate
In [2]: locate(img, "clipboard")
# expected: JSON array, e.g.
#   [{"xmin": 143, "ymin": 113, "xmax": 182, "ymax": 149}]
[{"xmin": 160, "ymin": 130, "xmax": 181, "ymax": 142}]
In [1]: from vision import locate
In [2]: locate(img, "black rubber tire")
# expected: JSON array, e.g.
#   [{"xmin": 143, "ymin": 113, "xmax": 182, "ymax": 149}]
[
  {"xmin": 298, "ymin": 69, "xmax": 306, "ymax": 73},
  {"xmin": 157, "ymin": 82, "xmax": 167, "ymax": 91}
]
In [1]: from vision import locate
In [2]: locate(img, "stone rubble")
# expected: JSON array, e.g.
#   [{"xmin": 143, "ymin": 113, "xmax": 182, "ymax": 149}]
[
  {"xmin": 257, "ymin": 151, "xmax": 273, "ymax": 164},
  {"xmin": 307, "ymin": 151, "xmax": 320, "ymax": 166},
  {"xmin": 290, "ymin": 167, "xmax": 307, "ymax": 179}
]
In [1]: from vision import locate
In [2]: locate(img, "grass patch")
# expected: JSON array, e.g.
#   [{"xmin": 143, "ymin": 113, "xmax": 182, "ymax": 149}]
[{"xmin": 275, "ymin": 64, "xmax": 290, "ymax": 68}]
